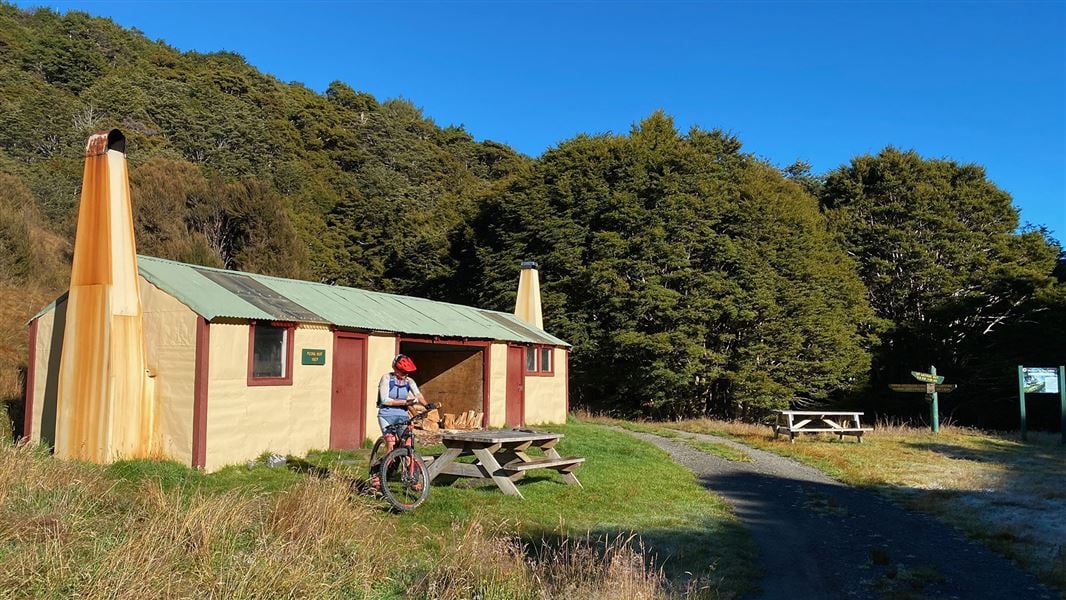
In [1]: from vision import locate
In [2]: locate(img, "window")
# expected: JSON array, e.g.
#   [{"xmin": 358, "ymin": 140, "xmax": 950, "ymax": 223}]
[
  {"xmin": 524, "ymin": 344, "xmax": 555, "ymax": 376},
  {"xmin": 248, "ymin": 322, "xmax": 294, "ymax": 386},
  {"xmin": 540, "ymin": 347, "xmax": 552, "ymax": 373}
]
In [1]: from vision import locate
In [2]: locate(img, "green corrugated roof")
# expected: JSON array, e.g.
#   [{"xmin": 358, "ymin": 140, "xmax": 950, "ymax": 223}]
[{"xmin": 136, "ymin": 255, "xmax": 568, "ymax": 346}]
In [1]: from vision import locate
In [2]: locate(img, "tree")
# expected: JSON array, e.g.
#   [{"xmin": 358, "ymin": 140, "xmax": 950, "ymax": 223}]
[
  {"xmin": 820, "ymin": 148, "xmax": 1062, "ymax": 424},
  {"xmin": 460, "ymin": 113, "xmax": 876, "ymax": 419}
]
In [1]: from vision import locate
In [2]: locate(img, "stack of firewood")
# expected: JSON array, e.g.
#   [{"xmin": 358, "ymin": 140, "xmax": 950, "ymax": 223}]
[
  {"xmin": 443, "ymin": 410, "xmax": 483, "ymax": 430},
  {"xmin": 408, "ymin": 405, "xmax": 482, "ymax": 431}
]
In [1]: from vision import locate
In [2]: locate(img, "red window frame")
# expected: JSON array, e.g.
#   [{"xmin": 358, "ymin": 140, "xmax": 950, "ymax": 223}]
[
  {"xmin": 247, "ymin": 320, "xmax": 295, "ymax": 386},
  {"xmin": 525, "ymin": 344, "xmax": 555, "ymax": 377}
]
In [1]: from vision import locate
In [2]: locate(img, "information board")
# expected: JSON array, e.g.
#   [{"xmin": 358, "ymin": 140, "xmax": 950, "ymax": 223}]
[{"xmin": 1022, "ymin": 367, "xmax": 1060, "ymax": 394}]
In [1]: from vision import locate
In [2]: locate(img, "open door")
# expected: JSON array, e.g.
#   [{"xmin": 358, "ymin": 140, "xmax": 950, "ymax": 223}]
[
  {"xmin": 506, "ymin": 345, "xmax": 525, "ymax": 427},
  {"xmin": 331, "ymin": 332, "xmax": 367, "ymax": 449}
]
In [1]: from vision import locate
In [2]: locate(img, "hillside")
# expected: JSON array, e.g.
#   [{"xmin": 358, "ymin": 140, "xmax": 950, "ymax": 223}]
[{"xmin": 0, "ymin": 4, "xmax": 525, "ymax": 432}]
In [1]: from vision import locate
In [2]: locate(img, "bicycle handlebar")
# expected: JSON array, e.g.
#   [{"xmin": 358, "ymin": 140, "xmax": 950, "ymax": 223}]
[{"xmin": 410, "ymin": 402, "xmax": 442, "ymax": 421}]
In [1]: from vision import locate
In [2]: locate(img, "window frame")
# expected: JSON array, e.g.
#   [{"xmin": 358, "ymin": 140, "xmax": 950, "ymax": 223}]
[
  {"xmin": 524, "ymin": 344, "xmax": 555, "ymax": 377},
  {"xmin": 247, "ymin": 320, "xmax": 295, "ymax": 386},
  {"xmin": 539, "ymin": 346, "xmax": 553, "ymax": 374}
]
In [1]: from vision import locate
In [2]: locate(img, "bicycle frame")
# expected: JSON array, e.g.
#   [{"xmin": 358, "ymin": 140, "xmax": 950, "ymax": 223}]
[
  {"xmin": 371, "ymin": 403, "xmax": 439, "ymax": 476},
  {"xmin": 372, "ymin": 404, "xmax": 439, "ymax": 511}
]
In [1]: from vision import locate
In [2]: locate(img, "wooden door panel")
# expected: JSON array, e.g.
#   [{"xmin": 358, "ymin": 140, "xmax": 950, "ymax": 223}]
[
  {"xmin": 506, "ymin": 345, "xmax": 525, "ymax": 427},
  {"xmin": 331, "ymin": 334, "xmax": 366, "ymax": 449}
]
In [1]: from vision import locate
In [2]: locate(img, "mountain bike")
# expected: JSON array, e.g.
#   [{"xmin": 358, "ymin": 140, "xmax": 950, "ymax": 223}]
[{"xmin": 369, "ymin": 402, "xmax": 440, "ymax": 511}]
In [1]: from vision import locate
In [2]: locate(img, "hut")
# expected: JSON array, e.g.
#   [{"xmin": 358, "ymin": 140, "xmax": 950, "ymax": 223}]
[{"xmin": 23, "ymin": 130, "xmax": 569, "ymax": 471}]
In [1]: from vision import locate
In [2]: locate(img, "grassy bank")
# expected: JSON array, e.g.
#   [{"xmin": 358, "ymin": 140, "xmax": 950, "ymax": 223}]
[
  {"xmin": 593, "ymin": 415, "xmax": 1066, "ymax": 593},
  {"xmin": 0, "ymin": 420, "xmax": 757, "ymax": 599}
]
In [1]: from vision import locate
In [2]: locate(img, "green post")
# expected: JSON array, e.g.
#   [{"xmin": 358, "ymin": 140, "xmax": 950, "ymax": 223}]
[
  {"xmin": 1059, "ymin": 366, "xmax": 1065, "ymax": 445},
  {"xmin": 930, "ymin": 365, "xmax": 939, "ymax": 433},
  {"xmin": 1018, "ymin": 365, "xmax": 1027, "ymax": 442}
]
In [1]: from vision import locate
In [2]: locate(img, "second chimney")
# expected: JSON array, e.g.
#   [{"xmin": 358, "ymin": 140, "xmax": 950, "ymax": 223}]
[{"xmin": 514, "ymin": 261, "xmax": 543, "ymax": 330}]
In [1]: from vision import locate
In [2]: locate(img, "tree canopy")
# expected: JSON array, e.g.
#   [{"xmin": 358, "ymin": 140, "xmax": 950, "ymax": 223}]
[
  {"xmin": 821, "ymin": 148, "xmax": 1064, "ymax": 425},
  {"xmin": 454, "ymin": 114, "xmax": 876, "ymax": 418}
]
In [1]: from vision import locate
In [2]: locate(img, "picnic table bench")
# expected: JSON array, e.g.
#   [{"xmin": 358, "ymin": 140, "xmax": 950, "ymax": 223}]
[
  {"xmin": 773, "ymin": 410, "xmax": 872, "ymax": 443},
  {"xmin": 424, "ymin": 429, "xmax": 584, "ymax": 498}
]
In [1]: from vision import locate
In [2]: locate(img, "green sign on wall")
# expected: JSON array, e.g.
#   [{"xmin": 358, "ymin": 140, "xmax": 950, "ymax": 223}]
[{"xmin": 301, "ymin": 348, "xmax": 326, "ymax": 366}]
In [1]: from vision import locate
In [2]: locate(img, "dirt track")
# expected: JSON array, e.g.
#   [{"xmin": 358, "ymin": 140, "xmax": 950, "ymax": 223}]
[{"xmin": 626, "ymin": 429, "xmax": 1056, "ymax": 600}]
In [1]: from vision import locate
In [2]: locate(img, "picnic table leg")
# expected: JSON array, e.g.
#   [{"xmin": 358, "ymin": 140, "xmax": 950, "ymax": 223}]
[
  {"xmin": 426, "ymin": 446, "xmax": 463, "ymax": 481},
  {"xmin": 472, "ymin": 447, "xmax": 524, "ymax": 498},
  {"xmin": 544, "ymin": 446, "xmax": 582, "ymax": 487}
]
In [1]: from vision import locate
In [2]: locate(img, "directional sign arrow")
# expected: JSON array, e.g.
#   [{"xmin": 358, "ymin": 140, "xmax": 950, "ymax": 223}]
[
  {"xmin": 890, "ymin": 384, "xmax": 956, "ymax": 393},
  {"xmin": 911, "ymin": 371, "xmax": 945, "ymax": 384}
]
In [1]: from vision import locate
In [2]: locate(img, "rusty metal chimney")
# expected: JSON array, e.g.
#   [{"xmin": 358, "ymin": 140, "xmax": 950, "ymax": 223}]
[
  {"xmin": 514, "ymin": 260, "xmax": 543, "ymax": 330},
  {"xmin": 55, "ymin": 129, "xmax": 157, "ymax": 462}
]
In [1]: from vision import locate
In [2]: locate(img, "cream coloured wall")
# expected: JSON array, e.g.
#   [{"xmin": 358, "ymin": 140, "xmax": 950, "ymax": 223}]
[
  {"xmin": 487, "ymin": 343, "xmax": 508, "ymax": 427},
  {"xmin": 523, "ymin": 348, "xmax": 568, "ymax": 425},
  {"xmin": 204, "ymin": 322, "xmax": 333, "ymax": 472},
  {"xmin": 139, "ymin": 279, "xmax": 197, "ymax": 466},
  {"xmin": 29, "ymin": 309, "xmax": 55, "ymax": 444},
  {"xmin": 364, "ymin": 334, "xmax": 397, "ymax": 443}
]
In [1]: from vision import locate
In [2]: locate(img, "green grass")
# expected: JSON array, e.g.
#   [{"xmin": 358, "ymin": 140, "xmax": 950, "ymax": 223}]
[
  {"xmin": 405, "ymin": 420, "xmax": 758, "ymax": 590},
  {"xmin": 2, "ymin": 420, "xmax": 758, "ymax": 598}
]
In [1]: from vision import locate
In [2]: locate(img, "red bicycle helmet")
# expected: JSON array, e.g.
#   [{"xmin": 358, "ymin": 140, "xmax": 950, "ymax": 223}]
[{"xmin": 393, "ymin": 354, "xmax": 417, "ymax": 373}]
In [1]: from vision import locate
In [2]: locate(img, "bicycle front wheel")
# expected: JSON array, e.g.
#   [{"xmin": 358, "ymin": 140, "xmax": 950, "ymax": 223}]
[
  {"xmin": 379, "ymin": 448, "xmax": 429, "ymax": 512},
  {"xmin": 368, "ymin": 437, "xmax": 387, "ymax": 475}
]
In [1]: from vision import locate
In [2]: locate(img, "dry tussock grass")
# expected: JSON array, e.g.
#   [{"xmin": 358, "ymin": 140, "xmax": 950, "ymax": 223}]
[
  {"xmin": 0, "ymin": 443, "xmax": 678, "ymax": 599},
  {"xmin": 525, "ymin": 532, "xmax": 667, "ymax": 600},
  {"xmin": 0, "ymin": 442, "xmax": 402, "ymax": 598},
  {"xmin": 412, "ymin": 520, "xmax": 669, "ymax": 600}
]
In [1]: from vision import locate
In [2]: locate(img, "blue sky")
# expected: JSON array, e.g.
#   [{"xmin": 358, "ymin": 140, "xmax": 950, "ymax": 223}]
[{"xmin": 16, "ymin": 1, "xmax": 1066, "ymax": 240}]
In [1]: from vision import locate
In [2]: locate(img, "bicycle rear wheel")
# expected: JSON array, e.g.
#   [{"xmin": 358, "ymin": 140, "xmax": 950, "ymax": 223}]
[{"xmin": 379, "ymin": 448, "xmax": 429, "ymax": 511}]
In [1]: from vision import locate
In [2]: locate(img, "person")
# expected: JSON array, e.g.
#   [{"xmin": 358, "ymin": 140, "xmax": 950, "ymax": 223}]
[{"xmin": 377, "ymin": 354, "xmax": 427, "ymax": 455}]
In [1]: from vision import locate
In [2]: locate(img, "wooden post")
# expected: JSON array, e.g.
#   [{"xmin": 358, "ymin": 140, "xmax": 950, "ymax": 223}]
[
  {"xmin": 1018, "ymin": 365, "xmax": 1027, "ymax": 442},
  {"xmin": 1059, "ymin": 366, "xmax": 1065, "ymax": 445},
  {"xmin": 929, "ymin": 365, "xmax": 939, "ymax": 433},
  {"xmin": 471, "ymin": 447, "xmax": 522, "ymax": 497}
]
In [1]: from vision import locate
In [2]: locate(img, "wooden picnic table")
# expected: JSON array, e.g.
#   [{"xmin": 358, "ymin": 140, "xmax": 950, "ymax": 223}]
[
  {"xmin": 774, "ymin": 410, "xmax": 872, "ymax": 443},
  {"xmin": 425, "ymin": 430, "xmax": 584, "ymax": 498}
]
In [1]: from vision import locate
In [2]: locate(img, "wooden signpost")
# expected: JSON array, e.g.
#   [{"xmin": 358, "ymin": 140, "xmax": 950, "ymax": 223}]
[{"xmin": 889, "ymin": 366, "xmax": 955, "ymax": 433}]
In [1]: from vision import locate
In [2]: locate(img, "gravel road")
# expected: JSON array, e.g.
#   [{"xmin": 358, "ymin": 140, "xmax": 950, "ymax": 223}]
[{"xmin": 626, "ymin": 429, "xmax": 1056, "ymax": 600}]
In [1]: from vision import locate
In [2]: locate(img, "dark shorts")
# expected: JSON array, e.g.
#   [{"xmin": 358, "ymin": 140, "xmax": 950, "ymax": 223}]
[{"xmin": 378, "ymin": 409, "xmax": 409, "ymax": 434}]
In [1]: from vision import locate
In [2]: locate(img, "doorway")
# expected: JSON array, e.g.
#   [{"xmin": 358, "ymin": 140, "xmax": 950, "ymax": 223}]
[
  {"xmin": 331, "ymin": 332, "xmax": 367, "ymax": 449},
  {"xmin": 506, "ymin": 345, "xmax": 525, "ymax": 427},
  {"xmin": 398, "ymin": 339, "xmax": 488, "ymax": 426}
]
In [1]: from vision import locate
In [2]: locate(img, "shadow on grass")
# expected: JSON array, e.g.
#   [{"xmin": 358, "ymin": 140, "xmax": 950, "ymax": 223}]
[
  {"xmin": 519, "ymin": 517, "xmax": 756, "ymax": 595},
  {"xmin": 904, "ymin": 438, "xmax": 1065, "ymax": 465}
]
